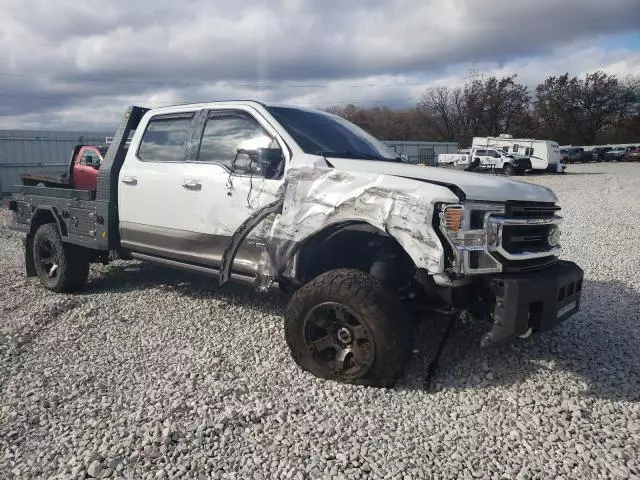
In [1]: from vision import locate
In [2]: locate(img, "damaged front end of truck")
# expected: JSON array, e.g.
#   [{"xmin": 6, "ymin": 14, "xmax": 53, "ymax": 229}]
[{"xmin": 220, "ymin": 163, "xmax": 584, "ymax": 350}]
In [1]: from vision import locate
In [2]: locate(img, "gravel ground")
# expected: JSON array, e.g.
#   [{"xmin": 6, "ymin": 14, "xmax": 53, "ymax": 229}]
[{"xmin": 1, "ymin": 162, "xmax": 639, "ymax": 480}]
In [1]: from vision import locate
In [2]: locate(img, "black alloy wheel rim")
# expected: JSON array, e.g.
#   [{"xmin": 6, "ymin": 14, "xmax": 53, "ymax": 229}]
[
  {"xmin": 37, "ymin": 238, "xmax": 60, "ymax": 280},
  {"xmin": 303, "ymin": 302, "xmax": 375, "ymax": 379}
]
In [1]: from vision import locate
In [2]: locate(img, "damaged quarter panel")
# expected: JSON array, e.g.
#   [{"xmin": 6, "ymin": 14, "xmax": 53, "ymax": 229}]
[{"xmin": 259, "ymin": 165, "xmax": 460, "ymax": 284}]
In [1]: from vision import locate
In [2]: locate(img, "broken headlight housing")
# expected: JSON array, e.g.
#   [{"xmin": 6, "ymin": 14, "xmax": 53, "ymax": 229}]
[{"xmin": 438, "ymin": 202, "xmax": 505, "ymax": 274}]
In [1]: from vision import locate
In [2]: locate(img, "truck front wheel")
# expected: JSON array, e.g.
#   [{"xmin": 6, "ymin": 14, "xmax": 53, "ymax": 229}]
[
  {"xmin": 33, "ymin": 223, "xmax": 89, "ymax": 292},
  {"xmin": 284, "ymin": 269, "xmax": 414, "ymax": 387},
  {"xmin": 502, "ymin": 164, "xmax": 515, "ymax": 176}
]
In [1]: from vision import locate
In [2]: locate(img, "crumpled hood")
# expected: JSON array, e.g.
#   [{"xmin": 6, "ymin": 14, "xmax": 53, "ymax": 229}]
[{"xmin": 326, "ymin": 158, "xmax": 558, "ymax": 203}]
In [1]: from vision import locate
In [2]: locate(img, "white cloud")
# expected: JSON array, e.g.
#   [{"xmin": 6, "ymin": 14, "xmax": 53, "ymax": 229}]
[{"xmin": 0, "ymin": 0, "xmax": 638, "ymax": 129}]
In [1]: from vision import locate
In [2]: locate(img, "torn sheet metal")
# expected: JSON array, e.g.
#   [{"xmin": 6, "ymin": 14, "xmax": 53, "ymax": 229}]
[
  {"xmin": 248, "ymin": 166, "xmax": 458, "ymax": 289},
  {"xmin": 219, "ymin": 198, "xmax": 284, "ymax": 286}
]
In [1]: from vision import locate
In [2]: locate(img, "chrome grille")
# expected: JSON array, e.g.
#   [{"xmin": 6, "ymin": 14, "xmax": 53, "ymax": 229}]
[
  {"xmin": 501, "ymin": 224, "xmax": 552, "ymax": 254},
  {"xmin": 486, "ymin": 202, "xmax": 561, "ymax": 270},
  {"xmin": 505, "ymin": 201, "xmax": 561, "ymax": 219}
]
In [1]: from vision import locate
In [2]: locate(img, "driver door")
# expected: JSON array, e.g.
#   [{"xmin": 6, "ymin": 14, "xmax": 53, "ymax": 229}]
[{"xmin": 177, "ymin": 108, "xmax": 286, "ymax": 275}]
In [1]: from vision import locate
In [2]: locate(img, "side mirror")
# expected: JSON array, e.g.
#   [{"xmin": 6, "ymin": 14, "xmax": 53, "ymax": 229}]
[{"xmin": 232, "ymin": 147, "xmax": 284, "ymax": 179}]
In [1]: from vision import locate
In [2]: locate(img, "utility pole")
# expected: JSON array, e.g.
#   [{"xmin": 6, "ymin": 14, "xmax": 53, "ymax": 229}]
[{"xmin": 465, "ymin": 60, "xmax": 483, "ymax": 84}]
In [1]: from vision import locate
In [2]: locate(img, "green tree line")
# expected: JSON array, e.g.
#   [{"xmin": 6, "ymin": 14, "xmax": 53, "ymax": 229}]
[{"xmin": 326, "ymin": 71, "xmax": 640, "ymax": 147}]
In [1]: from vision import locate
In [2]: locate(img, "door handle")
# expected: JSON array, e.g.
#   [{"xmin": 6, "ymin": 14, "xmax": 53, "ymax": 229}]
[
  {"xmin": 182, "ymin": 180, "xmax": 202, "ymax": 191},
  {"xmin": 122, "ymin": 176, "xmax": 137, "ymax": 185}
]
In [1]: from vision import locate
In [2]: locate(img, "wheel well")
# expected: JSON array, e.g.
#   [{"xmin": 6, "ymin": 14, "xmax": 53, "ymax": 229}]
[
  {"xmin": 294, "ymin": 222, "xmax": 416, "ymax": 289},
  {"xmin": 29, "ymin": 208, "xmax": 65, "ymax": 236}
]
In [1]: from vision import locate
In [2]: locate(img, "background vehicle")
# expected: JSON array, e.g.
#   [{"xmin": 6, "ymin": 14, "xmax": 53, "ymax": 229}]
[
  {"xmin": 560, "ymin": 148, "xmax": 582, "ymax": 164},
  {"xmin": 604, "ymin": 146, "xmax": 628, "ymax": 161},
  {"xmin": 20, "ymin": 145, "xmax": 106, "ymax": 190},
  {"xmin": 577, "ymin": 147, "xmax": 593, "ymax": 162},
  {"xmin": 590, "ymin": 147, "xmax": 612, "ymax": 162},
  {"xmin": 627, "ymin": 146, "xmax": 640, "ymax": 161},
  {"xmin": 8, "ymin": 102, "xmax": 584, "ymax": 387},
  {"xmin": 437, "ymin": 147, "xmax": 530, "ymax": 176},
  {"xmin": 471, "ymin": 136, "xmax": 564, "ymax": 172}
]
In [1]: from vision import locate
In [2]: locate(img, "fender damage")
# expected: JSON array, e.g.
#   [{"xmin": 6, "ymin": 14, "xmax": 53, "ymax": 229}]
[{"xmin": 227, "ymin": 166, "xmax": 459, "ymax": 289}]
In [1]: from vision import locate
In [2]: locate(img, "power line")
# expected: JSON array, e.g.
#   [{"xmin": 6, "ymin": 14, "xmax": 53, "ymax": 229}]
[
  {"xmin": 0, "ymin": 71, "xmax": 465, "ymax": 90},
  {"xmin": 0, "ymin": 91, "xmax": 417, "ymax": 105}
]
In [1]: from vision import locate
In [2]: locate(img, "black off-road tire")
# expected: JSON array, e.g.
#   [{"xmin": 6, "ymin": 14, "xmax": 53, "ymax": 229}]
[
  {"xmin": 33, "ymin": 223, "xmax": 89, "ymax": 293},
  {"xmin": 502, "ymin": 164, "xmax": 515, "ymax": 176},
  {"xmin": 284, "ymin": 268, "xmax": 414, "ymax": 387}
]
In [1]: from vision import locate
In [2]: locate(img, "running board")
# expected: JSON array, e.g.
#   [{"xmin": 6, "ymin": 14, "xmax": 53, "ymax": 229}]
[{"xmin": 130, "ymin": 252, "xmax": 257, "ymax": 286}]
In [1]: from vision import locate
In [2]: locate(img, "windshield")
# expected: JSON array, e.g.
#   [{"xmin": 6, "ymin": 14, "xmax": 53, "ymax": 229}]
[{"xmin": 266, "ymin": 106, "xmax": 399, "ymax": 161}]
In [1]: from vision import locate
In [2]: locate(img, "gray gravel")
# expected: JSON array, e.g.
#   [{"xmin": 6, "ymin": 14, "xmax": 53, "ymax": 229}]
[{"xmin": 1, "ymin": 162, "xmax": 639, "ymax": 479}]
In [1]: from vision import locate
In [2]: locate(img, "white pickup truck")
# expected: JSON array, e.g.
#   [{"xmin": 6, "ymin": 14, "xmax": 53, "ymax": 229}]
[
  {"xmin": 9, "ymin": 102, "xmax": 584, "ymax": 387},
  {"xmin": 438, "ymin": 147, "xmax": 531, "ymax": 176}
]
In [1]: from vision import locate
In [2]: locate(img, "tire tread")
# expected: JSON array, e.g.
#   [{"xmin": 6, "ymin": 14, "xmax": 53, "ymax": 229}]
[
  {"xmin": 33, "ymin": 223, "xmax": 89, "ymax": 293},
  {"xmin": 284, "ymin": 268, "xmax": 413, "ymax": 387}
]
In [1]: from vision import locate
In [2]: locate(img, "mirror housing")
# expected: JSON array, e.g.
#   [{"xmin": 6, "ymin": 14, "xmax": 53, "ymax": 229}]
[{"xmin": 232, "ymin": 147, "xmax": 284, "ymax": 179}]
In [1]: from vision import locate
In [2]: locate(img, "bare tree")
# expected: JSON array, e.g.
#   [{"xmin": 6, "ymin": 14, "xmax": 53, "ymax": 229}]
[
  {"xmin": 324, "ymin": 71, "xmax": 639, "ymax": 146},
  {"xmin": 417, "ymin": 86, "xmax": 459, "ymax": 141}
]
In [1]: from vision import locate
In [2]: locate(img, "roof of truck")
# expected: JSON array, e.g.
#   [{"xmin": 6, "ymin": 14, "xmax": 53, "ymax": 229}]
[{"xmin": 146, "ymin": 100, "xmax": 327, "ymax": 115}]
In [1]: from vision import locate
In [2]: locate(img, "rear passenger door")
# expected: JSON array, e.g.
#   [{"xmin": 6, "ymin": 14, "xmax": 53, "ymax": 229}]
[
  {"xmin": 474, "ymin": 149, "xmax": 490, "ymax": 168},
  {"xmin": 118, "ymin": 111, "xmax": 199, "ymax": 258}
]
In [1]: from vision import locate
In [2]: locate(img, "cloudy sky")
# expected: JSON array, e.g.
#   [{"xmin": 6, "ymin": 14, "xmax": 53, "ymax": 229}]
[{"xmin": 1, "ymin": 0, "xmax": 639, "ymax": 131}]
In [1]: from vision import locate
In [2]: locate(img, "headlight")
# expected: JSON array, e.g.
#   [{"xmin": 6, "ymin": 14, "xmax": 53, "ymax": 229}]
[{"xmin": 439, "ymin": 203, "xmax": 505, "ymax": 274}]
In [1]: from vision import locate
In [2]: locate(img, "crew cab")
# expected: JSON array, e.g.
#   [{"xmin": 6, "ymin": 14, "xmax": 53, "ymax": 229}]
[
  {"xmin": 8, "ymin": 102, "xmax": 584, "ymax": 387},
  {"xmin": 20, "ymin": 145, "xmax": 106, "ymax": 190}
]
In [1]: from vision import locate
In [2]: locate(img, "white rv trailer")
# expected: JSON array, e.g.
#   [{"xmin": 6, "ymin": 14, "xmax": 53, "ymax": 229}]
[{"xmin": 471, "ymin": 135, "xmax": 564, "ymax": 172}]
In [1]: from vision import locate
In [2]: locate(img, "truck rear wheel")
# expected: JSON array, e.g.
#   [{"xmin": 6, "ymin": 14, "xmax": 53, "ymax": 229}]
[
  {"xmin": 284, "ymin": 269, "xmax": 414, "ymax": 387},
  {"xmin": 33, "ymin": 223, "xmax": 89, "ymax": 293}
]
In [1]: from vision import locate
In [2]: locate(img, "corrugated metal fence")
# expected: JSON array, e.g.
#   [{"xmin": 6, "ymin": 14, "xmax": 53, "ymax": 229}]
[
  {"xmin": 383, "ymin": 141, "xmax": 459, "ymax": 166},
  {"xmin": 0, "ymin": 130, "xmax": 110, "ymax": 195},
  {"xmin": 1, "ymin": 132, "xmax": 459, "ymax": 194}
]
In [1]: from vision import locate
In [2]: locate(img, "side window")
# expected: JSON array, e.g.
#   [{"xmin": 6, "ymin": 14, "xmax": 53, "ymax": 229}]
[
  {"xmin": 197, "ymin": 112, "xmax": 279, "ymax": 175},
  {"xmin": 525, "ymin": 147, "xmax": 534, "ymax": 156},
  {"xmin": 137, "ymin": 114, "xmax": 193, "ymax": 162},
  {"xmin": 80, "ymin": 150, "xmax": 90, "ymax": 165},
  {"xmin": 513, "ymin": 144, "xmax": 519, "ymax": 153},
  {"xmin": 475, "ymin": 150, "xmax": 486, "ymax": 156},
  {"xmin": 80, "ymin": 149, "xmax": 101, "ymax": 168}
]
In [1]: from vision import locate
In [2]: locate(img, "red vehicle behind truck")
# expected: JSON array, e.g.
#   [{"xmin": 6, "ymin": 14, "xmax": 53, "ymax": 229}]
[{"xmin": 20, "ymin": 145, "xmax": 107, "ymax": 191}]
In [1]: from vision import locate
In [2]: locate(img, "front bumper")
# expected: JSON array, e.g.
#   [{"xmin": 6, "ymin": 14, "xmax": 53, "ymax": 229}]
[{"xmin": 480, "ymin": 260, "xmax": 584, "ymax": 347}]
